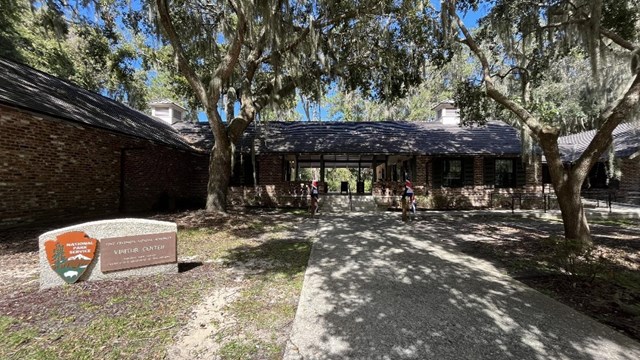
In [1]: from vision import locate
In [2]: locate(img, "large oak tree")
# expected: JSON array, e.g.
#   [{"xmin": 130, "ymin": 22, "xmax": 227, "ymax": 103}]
[
  {"xmin": 438, "ymin": 0, "xmax": 640, "ymax": 250},
  {"xmin": 146, "ymin": 0, "xmax": 425, "ymax": 212}
]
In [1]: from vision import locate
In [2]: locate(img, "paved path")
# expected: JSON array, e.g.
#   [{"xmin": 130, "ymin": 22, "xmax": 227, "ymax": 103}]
[{"xmin": 285, "ymin": 213, "xmax": 640, "ymax": 360}]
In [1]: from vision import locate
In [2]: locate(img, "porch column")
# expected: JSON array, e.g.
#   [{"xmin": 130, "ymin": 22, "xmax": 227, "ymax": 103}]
[
  {"xmin": 372, "ymin": 158, "xmax": 377, "ymax": 182},
  {"xmin": 320, "ymin": 155, "xmax": 325, "ymax": 182},
  {"xmin": 295, "ymin": 154, "xmax": 300, "ymax": 180}
]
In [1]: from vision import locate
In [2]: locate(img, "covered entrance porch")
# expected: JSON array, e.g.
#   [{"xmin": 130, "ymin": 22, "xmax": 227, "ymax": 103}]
[{"xmin": 282, "ymin": 153, "xmax": 418, "ymax": 195}]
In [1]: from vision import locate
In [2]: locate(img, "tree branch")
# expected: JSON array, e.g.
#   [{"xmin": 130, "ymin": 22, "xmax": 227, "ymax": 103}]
[
  {"xmin": 209, "ymin": 0, "xmax": 247, "ymax": 99},
  {"xmin": 446, "ymin": 0, "xmax": 546, "ymax": 136},
  {"xmin": 155, "ymin": 0, "xmax": 210, "ymax": 109},
  {"xmin": 492, "ymin": 66, "xmax": 528, "ymax": 80},
  {"xmin": 573, "ymin": 73, "xmax": 640, "ymax": 177},
  {"xmin": 227, "ymin": 78, "xmax": 296, "ymax": 144},
  {"xmin": 600, "ymin": 28, "xmax": 637, "ymax": 51}
]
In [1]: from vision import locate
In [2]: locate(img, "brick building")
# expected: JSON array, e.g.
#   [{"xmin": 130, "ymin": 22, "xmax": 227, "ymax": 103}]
[
  {"xmin": 5, "ymin": 56, "xmax": 636, "ymax": 226},
  {"xmin": 176, "ymin": 102, "xmax": 543, "ymax": 210},
  {"xmin": 0, "ymin": 59, "xmax": 208, "ymax": 228},
  {"xmin": 557, "ymin": 123, "xmax": 640, "ymax": 204}
]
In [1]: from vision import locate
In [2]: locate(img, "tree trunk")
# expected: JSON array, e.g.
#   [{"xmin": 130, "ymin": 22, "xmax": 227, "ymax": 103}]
[
  {"xmin": 555, "ymin": 182, "xmax": 592, "ymax": 251},
  {"xmin": 206, "ymin": 140, "xmax": 232, "ymax": 212}
]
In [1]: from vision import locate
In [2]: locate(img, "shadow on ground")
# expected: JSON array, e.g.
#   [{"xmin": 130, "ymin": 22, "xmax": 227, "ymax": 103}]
[{"xmin": 285, "ymin": 212, "xmax": 640, "ymax": 360}]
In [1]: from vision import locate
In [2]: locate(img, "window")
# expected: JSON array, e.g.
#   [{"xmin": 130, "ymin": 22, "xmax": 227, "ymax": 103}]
[
  {"xmin": 443, "ymin": 159, "xmax": 462, "ymax": 187},
  {"xmin": 495, "ymin": 159, "xmax": 515, "ymax": 188},
  {"xmin": 584, "ymin": 162, "xmax": 610, "ymax": 189},
  {"xmin": 154, "ymin": 107, "xmax": 170, "ymax": 117},
  {"xmin": 173, "ymin": 109, "xmax": 183, "ymax": 121},
  {"xmin": 284, "ymin": 159, "xmax": 296, "ymax": 181}
]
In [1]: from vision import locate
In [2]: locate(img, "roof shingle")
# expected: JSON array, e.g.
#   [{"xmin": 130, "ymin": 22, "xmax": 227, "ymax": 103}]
[
  {"xmin": 174, "ymin": 120, "xmax": 523, "ymax": 155},
  {"xmin": 0, "ymin": 58, "xmax": 200, "ymax": 152},
  {"xmin": 558, "ymin": 123, "xmax": 640, "ymax": 162}
]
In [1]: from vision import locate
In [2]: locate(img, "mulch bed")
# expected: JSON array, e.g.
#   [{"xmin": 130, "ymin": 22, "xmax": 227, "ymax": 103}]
[{"xmin": 453, "ymin": 216, "xmax": 640, "ymax": 342}]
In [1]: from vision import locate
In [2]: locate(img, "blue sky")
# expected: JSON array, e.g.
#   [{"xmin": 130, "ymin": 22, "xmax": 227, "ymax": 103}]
[
  {"xmin": 283, "ymin": 4, "xmax": 487, "ymax": 123},
  {"xmin": 166, "ymin": 2, "xmax": 488, "ymax": 123},
  {"xmin": 52, "ymin": 0, "xmax": 488, "ymax": 123}
]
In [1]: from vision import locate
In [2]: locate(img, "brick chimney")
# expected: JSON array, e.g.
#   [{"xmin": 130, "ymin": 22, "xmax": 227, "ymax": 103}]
[
  {"xmin": 432, "ymin": 100, "xmax": 460, "ymax": 125},
  {"xmin": 149, "ymin": 100, "xmax": 186, "ymax": 125}
]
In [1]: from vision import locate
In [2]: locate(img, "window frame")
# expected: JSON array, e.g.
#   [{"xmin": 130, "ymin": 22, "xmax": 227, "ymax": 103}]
[
  {"xmin": 494, "ymin": 158, "xmax": 516, "ymax": 188},
  {"xmin": 442, "ymin": 158, "xmax": 463, "ymax": 188}
]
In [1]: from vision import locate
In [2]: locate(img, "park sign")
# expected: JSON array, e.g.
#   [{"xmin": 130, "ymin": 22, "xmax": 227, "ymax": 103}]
[
  {"xmin": 100, "ymin": 232, "xmax": 177, "ymax": 272},
  {"xmin": 39, "ymin": 219, "xmax": 178, "ymax": 290},
  {"xmin": 44, "ymin": 232, "xmax": 98, "ymax": 284}
]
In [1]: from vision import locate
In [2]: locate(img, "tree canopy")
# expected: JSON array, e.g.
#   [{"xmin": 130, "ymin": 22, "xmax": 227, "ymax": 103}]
[
  {"xmin": 0, "ymin": 0, "xmax": 153, "ymax": 110},
  {"xmin": 437, "ymin": 0, "xmax": 640, "ymax": 249}
]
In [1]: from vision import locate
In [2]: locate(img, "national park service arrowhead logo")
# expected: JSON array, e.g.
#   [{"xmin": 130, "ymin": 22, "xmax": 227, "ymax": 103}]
[{"xmin": 44, "ymin": 231, "xmax": 97, "ymax": 284}]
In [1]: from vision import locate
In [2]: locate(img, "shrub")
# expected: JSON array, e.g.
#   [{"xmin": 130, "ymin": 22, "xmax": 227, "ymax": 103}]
[{"xmin": 542, "ymin": 236, "xmax": 606, "ymax": 281}]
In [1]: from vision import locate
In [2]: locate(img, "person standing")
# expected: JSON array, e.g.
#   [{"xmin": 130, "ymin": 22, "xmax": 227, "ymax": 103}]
[
  {"xmin": 402, "ymin": 179, "xmax": 415, "ymax": 221},
  {"xmin": 310, "ymin": 180, "xmax": 320, "ymax": 216}
]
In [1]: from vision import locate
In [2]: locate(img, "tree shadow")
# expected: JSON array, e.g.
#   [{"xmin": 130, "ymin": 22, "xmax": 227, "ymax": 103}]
[
  {"xmin": 285, "ymin": 212, "xmax": 640, "ymax": 359},
  {"xmin": 220, "ymin": 238, "xmax": 312, "ymax": 278}
]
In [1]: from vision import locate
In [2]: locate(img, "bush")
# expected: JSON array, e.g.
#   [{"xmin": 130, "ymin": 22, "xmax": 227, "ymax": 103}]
[
  {"xmin": 542, "ymin": 236, "xmax": 606, "ymax": 280},
  {"xmin": 431, "ymin": 193, "xmax": 452, "ymax": 209},
  {"xmin": 491, "ymin": 193, "xmax": 513, "ymax": 209}
]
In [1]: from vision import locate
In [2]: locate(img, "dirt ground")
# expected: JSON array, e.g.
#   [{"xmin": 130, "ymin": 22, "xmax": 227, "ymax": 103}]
[
  {"xmin": 0, "ymin": 210, "xmax": 638, "ymax": 357},
  {"xmin": 444, "ymin": 215, "xmax": 640, "ymax": 341},
  {"xmin": 0, "ymin": 209, "xmax": 311, "ymax": 359}
]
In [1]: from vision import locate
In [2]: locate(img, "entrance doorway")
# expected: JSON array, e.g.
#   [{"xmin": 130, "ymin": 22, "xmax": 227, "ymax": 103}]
[
  {"xmin": 323, "ymin": 167, "xmax": 373, "ymax": 193},
  {"xmin": 289, "ymin": 154, "xmax": 375, "ymax": 194}
]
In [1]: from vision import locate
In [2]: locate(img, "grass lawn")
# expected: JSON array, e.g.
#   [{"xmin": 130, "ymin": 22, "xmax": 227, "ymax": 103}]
[{"xmin": 0, "ymin": 209, "xmax": 312, "ymax": 359}]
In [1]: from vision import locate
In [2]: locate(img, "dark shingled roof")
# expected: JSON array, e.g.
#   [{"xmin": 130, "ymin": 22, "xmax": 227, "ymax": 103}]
[
  {"xmin": 252, "ymin": 121, "xmax": 523, "ymax": 154},
  {"xmin": 172, "ymin": 121, "xmax": 213, "ymax": 150},
  {"xmin": 0, "ymin": 58, "xmax": 200, "ymax": 152},
  {"xmin": 174, "ymin": 120, "xmax": 524, "ymax": 155},
  {"xmin": 558, "ymin": 123, "xmax": 640, "ymax": 162}
]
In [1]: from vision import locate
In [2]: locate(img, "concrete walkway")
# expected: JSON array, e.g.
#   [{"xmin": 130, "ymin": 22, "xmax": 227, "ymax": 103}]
[{"xmin": 284, "ymin": 213, "xmax": 640, "ymax": 360}]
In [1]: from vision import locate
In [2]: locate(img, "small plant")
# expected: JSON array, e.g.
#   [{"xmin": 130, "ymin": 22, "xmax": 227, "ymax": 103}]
[
  {"xmin": 520, "ymin": 197, "xmax": 540, "ymax": 210},
  {"xmin": 431, "ymin": 193, "xmax": 452, "ymax": 209},
  {"xmin": 543, "ymin": 236, "xmax": 606, "ymax": 281},
  {"xmin": 414, "ymin": 195, "xmax": 431, "ymax": 209},
  {"xmin": 491, "ymin": 193, "xmax": 513, "ymax": 209}
]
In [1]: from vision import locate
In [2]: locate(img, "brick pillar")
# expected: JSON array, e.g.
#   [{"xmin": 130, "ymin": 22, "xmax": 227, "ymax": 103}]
[
  {"xmin": 425, "ymin": 156, "xmax": 433, "ymax": 189},
  {"xmin": 415, "ymin": 155, "xmax": 428, "ymax": 196},
  {"xmin": 258, "ymin": 154, "xmax": 283, "ymax": 185},
  {"xmin": 415, "ymin": 155, "xmax": 428, "ymax": 186},
  {"xmin": 474, "ymin": 156, "xmax": 484, "ymax": 186}
]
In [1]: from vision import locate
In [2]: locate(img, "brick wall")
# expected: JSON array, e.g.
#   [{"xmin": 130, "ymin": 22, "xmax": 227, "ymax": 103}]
[
  {"xmin": 473, "ymin": 156, "xmax": 484, "ymax": 186},
  {"xmin": 257, "ymin": 154, "xmax": 283, "ymax": 185},
  {"xmin": 0, "ymin": 104, "xmax": 207, "ymax": 228},
  {"xmin": 245, "ymin": 153, "xmax": 545, "ymax": 210},
  {"xmin": 121, "ymin": 147, "xmax": 208, "ymax": 212},
  {"xmin": 620, "ymin": 157, "xmax": 640, "ymax": 204}
]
